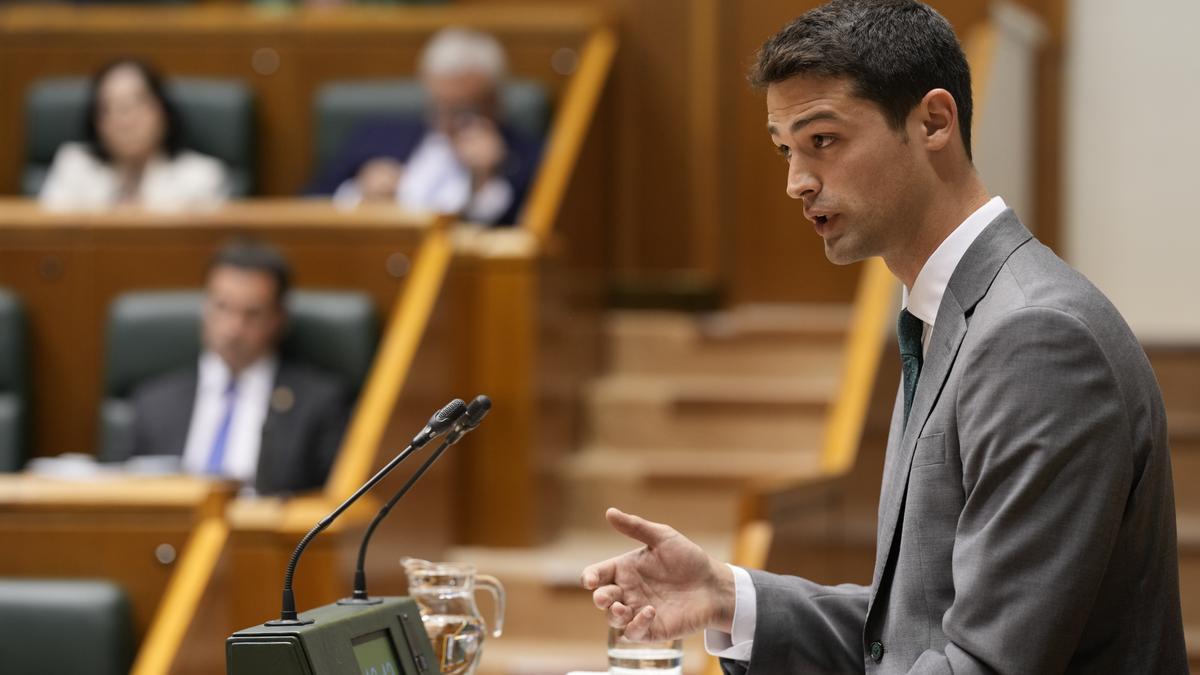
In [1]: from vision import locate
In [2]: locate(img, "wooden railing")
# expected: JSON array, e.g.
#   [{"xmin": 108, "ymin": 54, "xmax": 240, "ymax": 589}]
[
  {"xmin": 325, "ymin": 217, "xmax": 454, "ymax": 499},
  {"xmin": 521, "ymin": 24, "xmax": 618, "ymax": 242}
]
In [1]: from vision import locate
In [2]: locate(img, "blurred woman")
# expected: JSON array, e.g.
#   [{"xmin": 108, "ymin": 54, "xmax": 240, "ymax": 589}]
[{"xmin": 39, "ymin": 59, "xmax": 229, "ymax": 211}]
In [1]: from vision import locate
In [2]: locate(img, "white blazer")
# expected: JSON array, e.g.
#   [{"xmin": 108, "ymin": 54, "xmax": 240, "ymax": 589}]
[{"xmin": 39, "ymin": 142, "xmax": 230, "ymax": 212}]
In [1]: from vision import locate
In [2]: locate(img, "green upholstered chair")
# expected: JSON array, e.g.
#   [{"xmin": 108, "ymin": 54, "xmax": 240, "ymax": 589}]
[
  {"xmin": 98, "ymin": 289, "xmax": 378, "ymax": 462},
  {"xmin": 0, "ymin": 290, "xmax": 28, "ymax": 473},
  {"xmin": 311, "ymin": 78, "xmax": 550, "ymax": 172},
  {"xmin": 0, "ymin": 578, "xmax": 134, "ymax": 675},
  {"xmin": 23, "ymin": 77, "xmax": 256, "ymax": 197}
]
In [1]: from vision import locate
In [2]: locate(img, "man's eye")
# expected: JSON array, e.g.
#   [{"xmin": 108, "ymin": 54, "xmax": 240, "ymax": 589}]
[
  {"xmin": 813, "ymin": 134, "xmax": 835, "ymax": 149},
  {"xmin": 776, "ymin": 145, "xmax": 791, "ymax": 161}
]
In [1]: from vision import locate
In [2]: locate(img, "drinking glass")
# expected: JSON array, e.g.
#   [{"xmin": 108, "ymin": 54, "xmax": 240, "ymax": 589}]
[{"xmin": 607, "ymin": 626, "xmax": 683, "ymax": 674}]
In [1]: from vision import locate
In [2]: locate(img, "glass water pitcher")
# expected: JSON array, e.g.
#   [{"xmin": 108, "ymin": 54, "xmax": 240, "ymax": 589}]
[{"xmin": 402, "ymin": 557, "xmax": 505, "ymax": 675}]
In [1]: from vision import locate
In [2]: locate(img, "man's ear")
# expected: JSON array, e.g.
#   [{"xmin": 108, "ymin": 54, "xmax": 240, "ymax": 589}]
[{"xmin": 918, "ymin": 88, "xmax": 958, "ymax": 153}]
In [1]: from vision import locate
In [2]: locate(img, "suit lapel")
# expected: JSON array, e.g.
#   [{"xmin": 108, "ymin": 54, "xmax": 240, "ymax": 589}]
[
  {"xmin": 168, "ymin": 369, "xmax": 200, "ymax": 456},
  {"xmin": 254, "ymin": 362, "xmax": 292, "ymax": 494},
  {"xmin": 868, "ymin": 210, "xmax": 1035, "ymax": 595},
  {"xmin": 871, "ymin": 299, "xmax": 968, "ymax": 589}
]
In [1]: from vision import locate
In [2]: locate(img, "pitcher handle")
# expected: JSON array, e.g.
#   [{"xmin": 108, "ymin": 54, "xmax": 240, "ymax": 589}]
[{"xmin": 474, "ymin": 574, "xmax": 505, "ymax": 639}]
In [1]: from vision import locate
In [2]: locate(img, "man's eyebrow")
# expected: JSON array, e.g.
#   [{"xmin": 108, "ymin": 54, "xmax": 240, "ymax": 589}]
[{"xmin": 767, "ymin": 110, "xmax": 842, "ymax": 136}]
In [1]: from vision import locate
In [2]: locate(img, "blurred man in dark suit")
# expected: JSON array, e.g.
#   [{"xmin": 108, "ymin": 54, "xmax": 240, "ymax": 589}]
[
  {"xmin": 130, "ymin": 241, "xmax": 350, "ymax": 496},
  {"xmin": 308, "ymin": 27, "xmax": 542, "ymax": 226}
]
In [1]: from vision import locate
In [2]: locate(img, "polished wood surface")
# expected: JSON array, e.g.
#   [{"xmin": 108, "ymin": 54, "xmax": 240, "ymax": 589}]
[
  {"xmin": 0, "ymin": 199, "xmax": 430, "ymax": 462},
  {"xmin": 0, "ymin": 474, "xmax": 233, "ymax": 643},
  {"xmin": 0, "ymin": 4, "xmax": 602, "ymax": 197},
  {"xmin": 132, "ymin": 514, "xmax": 228, "ymax": 675}
]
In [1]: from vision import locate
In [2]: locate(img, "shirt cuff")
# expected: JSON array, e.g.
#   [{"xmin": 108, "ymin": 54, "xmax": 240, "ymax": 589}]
[
  {"xmin": 703, "ymin": 564, "xmax": 756, "ymax": 661},
  {"xmin": 463, "ymin": 176, "xmax": 513, "ymax": 224}
]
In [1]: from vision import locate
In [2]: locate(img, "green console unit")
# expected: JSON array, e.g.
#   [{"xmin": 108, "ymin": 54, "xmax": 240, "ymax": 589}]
[{"xmin": 226, "ymin": 597, "xmax": 438, "ymax": 675}]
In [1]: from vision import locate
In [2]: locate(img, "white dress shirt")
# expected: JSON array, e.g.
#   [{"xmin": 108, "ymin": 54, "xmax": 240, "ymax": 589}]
[
  {"xmin": 705, "ymin": 196, "xmax": 1009, "ymax": 661},
  {"xmin": 181, "ymin": 351, "xmax": 278, "ymax": 486},
  {"xmin": 332, "ymin": 131, "xmax": 514, "ymax": 224},
  {"xmin": 39, "ymin": 142, "xmax": 229, "ymax": 212}
]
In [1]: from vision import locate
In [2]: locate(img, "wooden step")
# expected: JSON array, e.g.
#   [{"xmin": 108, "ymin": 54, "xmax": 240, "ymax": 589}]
[
  {"xmin": 559, "ymin": 446, "xmax": 821, "ymax": 536},
  {"xmin": 586, "ymin": 374, "xmax": 833, "ymax": 452},
  {"xmin": 1171, "ymin": 418, "xmax": 1200, "ymax": 517},
  {"xmin": 1149, "ymin": 347, "xmax": 1200, "ymax": 414},
  {"xmin": 608, "ymin": 306, "xmax": 848, "ymax": 378}
]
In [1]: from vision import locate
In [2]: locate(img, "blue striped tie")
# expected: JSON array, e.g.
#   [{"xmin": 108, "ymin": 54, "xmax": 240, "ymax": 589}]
[
  {"xmin": 204, "ymin": 378, "xmax": 238, "ymax": 476},
  {"xmin": 898, "ymin": 308, "xmax": 925, "ymax": 429}
]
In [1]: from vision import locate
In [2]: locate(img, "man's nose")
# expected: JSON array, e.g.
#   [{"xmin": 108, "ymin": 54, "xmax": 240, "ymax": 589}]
[{"xmin": 786, "ymin": 161, "xmax": 819, "ymax": 201}]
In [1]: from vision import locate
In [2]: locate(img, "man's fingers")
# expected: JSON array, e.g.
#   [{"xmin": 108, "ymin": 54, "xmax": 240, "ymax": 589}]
[
  {"xmin": 581, "ymin": 557, "xmax": 618, "ymax": 590},
  {"xmin": 606, "ymin": 508, "xmax": 674, "ymax": 547},
  {"xmin": 623, "ymin": 605, "xmax": 657, "ymax": 641},
  {"xmin": 592, "ymin": 584, "xmax": 622, "ymax": 610},
  {"xmin": 607, "ymin": 601, "xmax": 634, "ymax": 628}
]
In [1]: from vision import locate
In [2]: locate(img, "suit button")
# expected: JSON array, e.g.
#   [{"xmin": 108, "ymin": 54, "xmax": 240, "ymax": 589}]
[{"xmin": 869, "ymin": 641, "xmax": 884, "ymax": 663}]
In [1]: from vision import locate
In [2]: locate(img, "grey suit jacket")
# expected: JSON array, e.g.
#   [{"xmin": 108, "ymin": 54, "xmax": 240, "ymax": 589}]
[
  {"xmin": 129, "ymin": 360, "xmax": 351, "ymax": 496},
  {"xmin": 726, "ymin": 211, "xmax": 1186, "ymax": 674}
]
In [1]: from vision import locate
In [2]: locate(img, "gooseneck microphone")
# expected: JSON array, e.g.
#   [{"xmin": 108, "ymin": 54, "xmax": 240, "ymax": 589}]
[
  {"xmin": 268, "ymin": 398, "xmax": 468, "ymax": 625},
  {"xmin": 342, "ymin": 395, "xmax": 493, "ymax": 605}
]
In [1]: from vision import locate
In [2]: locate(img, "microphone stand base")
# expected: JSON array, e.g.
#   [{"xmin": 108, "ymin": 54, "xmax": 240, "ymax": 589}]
[
  {"xmin": 264, "ymin": 618, "xmax": 315, "ymax": 626},
  {"xmin": 337, "ymin": 596, "xmax": 384, "ymax": 606}
]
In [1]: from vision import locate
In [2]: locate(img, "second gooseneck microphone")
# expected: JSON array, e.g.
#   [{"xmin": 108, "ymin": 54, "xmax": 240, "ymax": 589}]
[
  {"xmin": 268, "ymin": 398, "xmax": 467, "ymax": 625},
  {"xmin": 342, "ymin": 395, "xmax": 493, "ymax": 605}
]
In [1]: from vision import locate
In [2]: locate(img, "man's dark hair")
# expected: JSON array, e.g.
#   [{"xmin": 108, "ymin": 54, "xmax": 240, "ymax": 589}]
[
  {"xmin": 751, "ymin": 0, "xmax": 974, "ymax": 159},
  {"xmin": 84, "ymin": 58, "xmax": 186, "ymax": 162},
  {"xmin": 207, "ymin": 240, "xmax": 292, "ymax": 305}
]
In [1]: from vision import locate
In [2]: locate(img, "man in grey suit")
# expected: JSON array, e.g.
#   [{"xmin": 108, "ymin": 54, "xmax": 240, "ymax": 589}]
[
  {"xmin": 129, "ymin": 241, "xmax": 351, "ymax": 496},
  {"xmin": 581, "ymin": 1, "xmax": 1187, "ymax": 672}
]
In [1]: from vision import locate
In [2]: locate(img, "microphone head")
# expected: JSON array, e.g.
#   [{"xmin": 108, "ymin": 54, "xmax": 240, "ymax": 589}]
[
  {"xmin": 429, "ymin": 399, "xmax": 468, "ymax": 434},
  {"xmin": 463, "ymin": 395, "xmax": 492, "ymax": 428}
]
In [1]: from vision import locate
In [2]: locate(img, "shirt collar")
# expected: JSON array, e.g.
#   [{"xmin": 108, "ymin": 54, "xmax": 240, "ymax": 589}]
[
  {"xmin": 198, "ymin": 351, "xmax": 278, "ymax": 392},
  {"xmin": 902, "ymin": 196, "xmax": 1007, "ymax": 328}
]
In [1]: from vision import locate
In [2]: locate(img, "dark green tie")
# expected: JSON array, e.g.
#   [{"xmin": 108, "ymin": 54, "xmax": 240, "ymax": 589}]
[{"xmin": 898, "ymin": 308, "xmax": 925, "ymax": 429}]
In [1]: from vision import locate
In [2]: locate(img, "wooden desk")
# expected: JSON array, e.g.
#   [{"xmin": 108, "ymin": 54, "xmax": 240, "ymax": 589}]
[
  {"xmin": 0, "ymin": 474, "xmax": 233, "ymax": 642},
  {"xmin": 0, "ymin": 4, "xmax": 603, "ymax": 196},
  {"xmin": 0, "ymin": 199, "xmax": 431, "ymax": 462}
]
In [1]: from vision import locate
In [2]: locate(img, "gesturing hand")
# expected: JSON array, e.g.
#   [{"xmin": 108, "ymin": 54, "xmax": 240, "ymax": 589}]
[{"xmin": 580, "ymin": 508, "xmax": 736, "ymax": 642}]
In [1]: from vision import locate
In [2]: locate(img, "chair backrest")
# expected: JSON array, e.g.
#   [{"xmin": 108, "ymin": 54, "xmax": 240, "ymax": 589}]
[
  {"xmin": 0, "ymin": 578, "xmax": 134, "ymax": 675},
  {"xmin": 312, "ymin": 78, "xmax": 550, "ymax": 171},
  {"xmin": 99, "ymin": 289, "xmax": 378, "ymax": 462},
  {"xmin": 0, "ymin": 289, "xmax": 28, "ymax": 473},
  {"xmin": 23, "ymin": 77, "xmax": 255, "ymax": 197}
]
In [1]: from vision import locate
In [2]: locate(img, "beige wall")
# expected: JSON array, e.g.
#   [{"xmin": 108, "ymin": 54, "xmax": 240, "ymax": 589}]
[{"xmin": 1065, "ymin": 0, "xmax": 1200, "ymax": 342}]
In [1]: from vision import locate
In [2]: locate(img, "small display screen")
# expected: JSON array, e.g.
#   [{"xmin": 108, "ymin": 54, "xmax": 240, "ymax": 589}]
[{"xmin": 351, "ymin": 629, "xmax": 402, "ymax": 675}]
